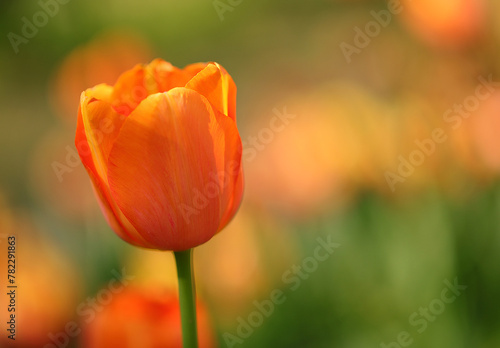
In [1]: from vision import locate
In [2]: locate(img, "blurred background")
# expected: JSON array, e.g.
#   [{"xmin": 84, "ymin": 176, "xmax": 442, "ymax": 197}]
[{"xmin": 1, "ymin": 0, "xmax": 500, "ymax": 347}]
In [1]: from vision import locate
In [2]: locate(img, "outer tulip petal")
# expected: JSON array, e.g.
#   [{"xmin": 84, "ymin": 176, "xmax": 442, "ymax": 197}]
[
  {"xmin": 86, "ymin": 83, "xmax": 114, "ymax": 103},
  {"xmin": 87, "ymin": 169, "xmax": 156, "ymax": 248},
  {"xmin": 76, "ymin": 94, "xmax": 155, "ymax": 248},
  {"xmin": 107, "ymin": 88, "xmax": 242, "ymax": 250},
  {"xmin": 79, "ymin": 92, "xmax": 127, "ymax": 180},
  {"xmin": 185, "ymin": 63, "xmax": 237, "ymax": 121},
  {"xmin": 183, "ymin": 62, "xmax": 209, "ymax": 78},
  {"xmin": 218, "ymin": 166, "xmax": 244, "ymax": 231}
]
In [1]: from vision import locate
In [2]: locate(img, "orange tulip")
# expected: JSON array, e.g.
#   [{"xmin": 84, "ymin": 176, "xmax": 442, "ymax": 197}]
[
  {"xmin": 75, "ymin": 59, "xmax": 243, "ymax": 251},
  {"xmin": 80, "ymin": 286, "xmax": 215, "ymax": 348}
]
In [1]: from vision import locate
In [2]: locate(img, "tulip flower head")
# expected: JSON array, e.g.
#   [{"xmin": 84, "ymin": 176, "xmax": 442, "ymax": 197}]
[{"xmin": 76, "ymin": 59, "xmax": 244, "ymax": 251}]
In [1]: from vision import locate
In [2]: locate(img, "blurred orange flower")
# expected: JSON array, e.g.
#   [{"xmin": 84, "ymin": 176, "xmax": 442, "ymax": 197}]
[
  {"xmin": 80, "ymin": 286, "xmax": 215, "ymax": 348},
  {"xmin": 244, "ymin": 87, "xmax": 354, "ymax": 217},
  {"xmin": 469, "ymin": 90, "xmax": 500, "ymax": 173},
  {"xmin": 401, "ymin": 0, "xmax": 486, "ymax": 48},
  {"xmin": 50, "ymin": 30, "xmax": 153, "ymax": 124},
  {"xmin": 75, "ymin": 59, "xmax": 243, "ymax": 251},
  {"xmin": 0, "ymin": 198, "xmax": 79, "ymax": 348}
]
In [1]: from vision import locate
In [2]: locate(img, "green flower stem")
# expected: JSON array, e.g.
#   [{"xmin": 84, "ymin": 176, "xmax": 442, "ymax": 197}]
[{"xmin": 174, "ymin": 248, "xmax": 199, "ymax": 348}]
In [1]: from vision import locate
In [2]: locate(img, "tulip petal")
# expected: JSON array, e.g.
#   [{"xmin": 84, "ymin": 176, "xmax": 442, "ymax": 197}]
[
  {"xmin": 107, "ymin": 88, "xmax": 242, "ymax": 250},
  {"xmin": 185, "ymin": 63, "xmax": 237, "ymax": 121},
  {"xmin": 218, "ymin": 166, "xmax": 244, "ymax": 231},
  {"xmin": 79, "ymin": 92, "xmax": 126, "ymax": 180},
  {"xmin": 183, "ymin": 62, "xmax": 209, "ymax": 77},
  {"xmin": 109, "ymin": 59, "xmax": 206, "ymax": 116},
  {"xmin": 87, "ymin": 169, "xmax": 156, "ymax": 248},
  {"xmin": 148, "ymin": 59, "xmax": 196, "ymax": 93},
  {"xmin": 87, "ymin": 83, "xmax": 114, "ymax": 103},
  {"xmin": 76, "ymin": 93, "xmax": 154, "ymax": 248},
  {"xmin": 110, "ymin": 64, "xmax": 151, "ymax": 116}
]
